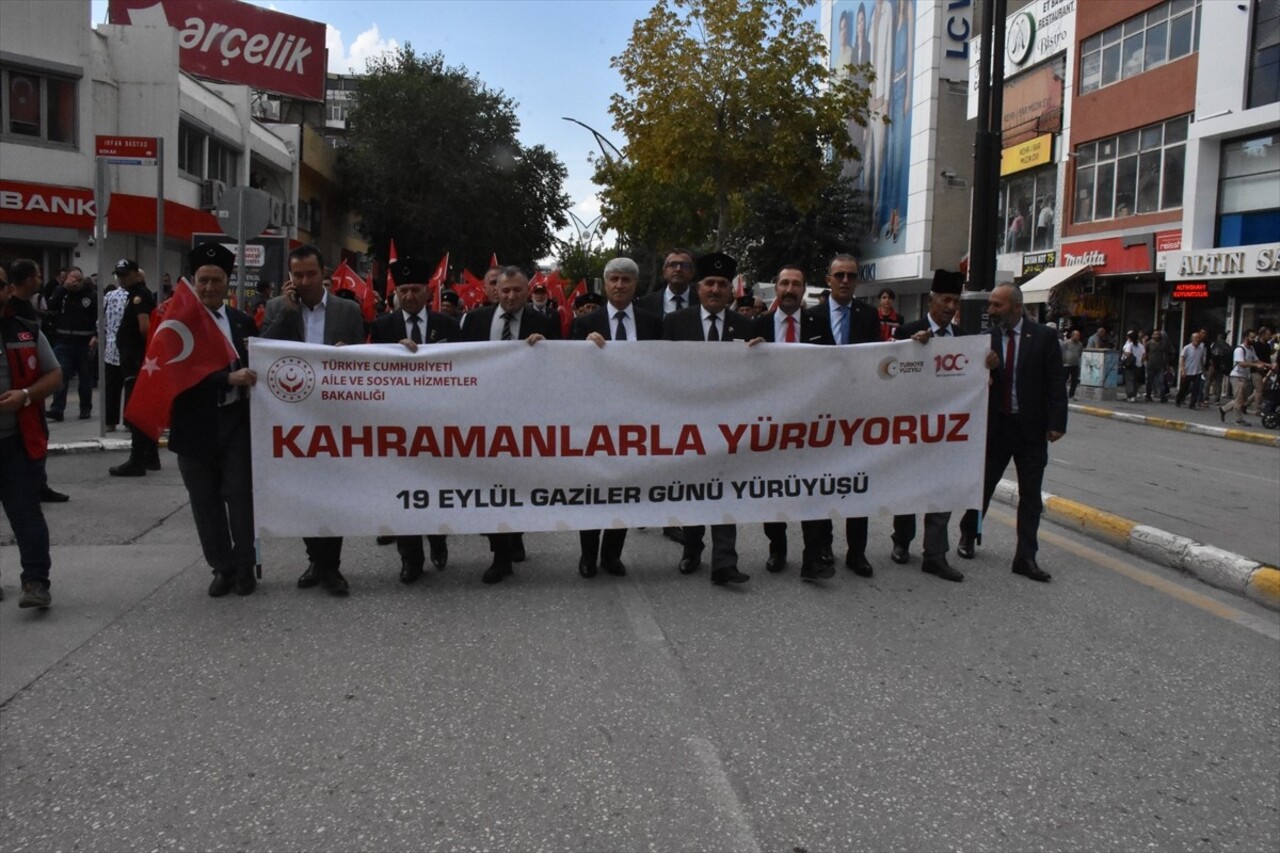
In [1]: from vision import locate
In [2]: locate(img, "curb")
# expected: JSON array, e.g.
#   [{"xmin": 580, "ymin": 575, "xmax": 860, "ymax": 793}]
[
  {"xmin": 1069, "ymin": 403, "xmax": 1280, "ymax": 447},
  {"xmin": 47, "ymin": 438, "xmax": 165, "ymax": 455},
  {"xmin": 993, "ymin": 479, "xmax": 1280, "ymax": 611}
]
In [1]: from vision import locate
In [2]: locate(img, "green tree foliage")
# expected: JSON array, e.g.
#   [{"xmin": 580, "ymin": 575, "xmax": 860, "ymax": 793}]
[
  {"xmin": 338, "ymin": 46, "xmax": 570, "ymax": 272},
  {"xmin": 555, "ymin": 235, "xmax": 615, "ymax": 290},
  {"xmin": 606, "ymin": 0, "xmax": 872, "ymax": 249},
  {"xmin": 724, "ymin": 164, "xmax": 868, "ymax": 286}
]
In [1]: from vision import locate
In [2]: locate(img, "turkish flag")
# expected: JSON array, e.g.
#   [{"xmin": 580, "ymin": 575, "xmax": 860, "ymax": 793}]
[
  {"xmin": 455, "ymin": 271, "xmax": 487, "ymax": 310},
  {"xmin": 331, "ymin": 260, "xmax": 375, "ymax": 324},
  {"xmin": 429, "ymin": 253, "xmax": 449, "ymax": 313},
  {"xmin": 385, "ymin": 238, "xmax": 399, "ymax": 300},
  {"xmin": 489, "ymin": 252, "xmax": 499, "ymax": 270},
  {"xmin": 123, "ymin": 279, "xmax": 237, "ymax": 441},
  {"xmin": 564, "ymin": 278, "xmax": 587, "ymax": 306},
  {"xmin": 733, "ymin": 275, "xmax": 746, "ymax": 298}
]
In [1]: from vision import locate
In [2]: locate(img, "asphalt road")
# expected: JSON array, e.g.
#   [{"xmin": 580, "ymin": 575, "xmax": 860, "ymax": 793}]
[{"xmin": 1, "ymin": 448, "xmax": 1277, "ymax": 852}]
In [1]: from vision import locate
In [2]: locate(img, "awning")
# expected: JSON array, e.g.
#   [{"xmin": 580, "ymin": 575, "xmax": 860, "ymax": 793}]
[{"xmin": 1019, "ymin": 264, "xmax": 1091, "ymax": 303}]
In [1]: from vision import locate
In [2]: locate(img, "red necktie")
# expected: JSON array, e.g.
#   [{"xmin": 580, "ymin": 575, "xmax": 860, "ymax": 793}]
[
  {"xmin": 784, "ymin": 314, "xmax": 797, "ymax": 343},
  {"xmin": 1002, "ymin": 329, "xmax": 1016, "ymax": 415}
]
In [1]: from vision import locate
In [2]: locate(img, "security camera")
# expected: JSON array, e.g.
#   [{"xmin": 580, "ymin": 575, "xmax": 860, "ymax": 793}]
[{"xmin": 87, "ymin": 236, "xmax": 95, "ymax": 247}]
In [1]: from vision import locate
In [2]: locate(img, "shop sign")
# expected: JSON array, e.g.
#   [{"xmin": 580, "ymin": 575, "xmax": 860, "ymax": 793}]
[
  {"xmin": 1022, "ymin": 250, "xmax": 1056, "ymax": 276},
  {"xmin": 108, "ymin": 0, "xmax": 326, "ymax": 102},
  {"xmin": 1165, "ymin": 244, "xmax": 1280, "ymax": 280},
  {"xmin": 1171, "ymin": 282, "xmax": 1209, "ymax": 300},
  {"xmin": 968, "ymin": 0, "xmax": 1077, "ymax": 118},
  {"xmin": 0, "ymin": 179, "xmax": 216, "ymax": 239},
  {"xmin": 95, "ymin": 135, "xmax": 158, "ymax": 166},
  {"xmin": 1061, "ymin": 236, "xmax": 1151, "ymax": 275},
  {"xmin": 1001, "ymin": 134, "xmax": 1054, "ymax": 176},
  {"xmin": 1153, "ymin": 229, "xmax": 1182, "ymax": 271}
]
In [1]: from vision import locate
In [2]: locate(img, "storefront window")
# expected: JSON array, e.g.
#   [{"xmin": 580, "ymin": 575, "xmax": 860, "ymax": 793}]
[
  {"xmin": 998, "ymin": 165, "xmax": 1056, "ymax": 254},
  {"xmin": 1217, "ymin": 133, "xmax": 1280, "ymax": 247}
]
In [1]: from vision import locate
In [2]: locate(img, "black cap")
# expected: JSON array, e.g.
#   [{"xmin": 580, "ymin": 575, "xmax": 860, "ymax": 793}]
[
  {"xmin": 187, "ymin": 242, "xmax": 235, "ymax": 276},
  {"xmin": 931, "ymin": 269, "xmax": 964, "ymax": 295},
  {"xmin": 114, "ymin": 258, "xmax": 140, "ymax": 275},
  {"xmin": 574, "ymin": 292, "xmax": 603, "ymax": 308},
  {"xmin": 440, "ymin": 289, "xmax": 459, "ymax": 304},
  {"xmin": 695, "ymin": 252, "xmax": 737, "ymax": 282},
  {"xmin": 388, "ymin": 258, "xmax": 425, "ymax": 287}
]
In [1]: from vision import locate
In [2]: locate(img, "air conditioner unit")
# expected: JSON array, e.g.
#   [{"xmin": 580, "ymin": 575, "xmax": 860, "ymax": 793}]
[
  {"xmin": 269, "ymin": 197, "xmax": 285, "ymax": 227},
  {"xmin": 200, "ymin": 179, "xmax": 226, "ymax": 211}
]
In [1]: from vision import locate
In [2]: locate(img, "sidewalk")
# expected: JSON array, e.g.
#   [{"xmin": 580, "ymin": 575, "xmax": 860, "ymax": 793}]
[{"xmin": 1068, "ymin": 387, "xmax": 1279, "ymax": 447}]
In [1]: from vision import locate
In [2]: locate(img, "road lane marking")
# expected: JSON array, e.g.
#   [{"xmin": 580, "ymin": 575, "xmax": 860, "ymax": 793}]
[{"xmin": 988, "ymin": 509, "xmax": 1280, "ymax": 641}]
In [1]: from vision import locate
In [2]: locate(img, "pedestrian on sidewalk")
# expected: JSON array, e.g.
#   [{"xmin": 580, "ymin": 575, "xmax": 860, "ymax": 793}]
[
  {"xmin": 1060, "ymin": 329, "xmax": 1083, "ymax": 399},
  {"xmin": 1219, "ymin": 329, "xmax": 1266, "ymax": 426},
  {"xmin": 110, "ymin": 260, "xmax": 161, "ymax": 477},
  {"xmin": 101, "ymin": 284, "xmax": 128, "ymax": 431},
  {"xmin": 46, "ymin": 267, "xmax": 97, "ymax": 421},
  {"xmin": 0, "ymin": 264, "xmax": 61, "ymax": 608},
  {"xmin": 1145, "ymin": 330, "xmax": 1172, "ymax": 402},
  {"xmin": 1248, "ymin": 327, "xmax": 1273, "ymax": 411},
  {"xmin": 1122, "ymin": 330, "xmax": 1145, "ymax": 402},
  {"xmin": 1207, "ymin": 333, "xmax": 1232, "ymax": 403},
  {"xmin": 1175, "ymin": 331, "xmax": 1206, "ymax": 409}
]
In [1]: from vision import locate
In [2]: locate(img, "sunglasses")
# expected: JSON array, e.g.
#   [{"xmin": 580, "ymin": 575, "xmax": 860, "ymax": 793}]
[{"xmin": 829, "ymin": 271, "xmax": 858, "ymax": 280}]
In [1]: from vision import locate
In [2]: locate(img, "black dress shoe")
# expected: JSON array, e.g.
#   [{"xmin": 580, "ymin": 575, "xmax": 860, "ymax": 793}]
[
  {"xmin": 846, "ymin": 553, "xmax": 874, "ymax": 577},
  {"xmin": 922, "ymin": 557, "xmax": 964, "ymax": 582},
  {"xmin": 399, "ymin": 562, "xmax": 424, "ymax": 584},
  {"xmin": 79, "ymin": 411, "xmax": 92, "ymax": 420},
  {"xmin": 234, "ymin": 574, "xmax": 257, "ymax": 596},
  {"xmin": 890, "ymin": 545, "xmax": 909, "ymax": 564},
  {"xmin": 711, "ymin": 567, "xmax": 750, "ymax": 585},
  {"xmin": 1012, "ymin": 558, "xmax": 1052, "ymax": 582},
  {"xmin": 296, "ymin": 562, "xmax": 321, "ymax": 588},
  {"xmin": 663, "ymin": 526, "xmax": 686, "ymax": 544},
  {"xmin": 40, "ymin": 484, "xmax": 70, "ymax": 503},
  {"xmin": 819, "ymin": 549, "xmax": 836, "ymax": 567},
  {"xmin": 109, "ymin": 459, "xmax": 146, "ymax": 477},
  {"xmin": 482, "ymin": 562, "xmax": 511, "ymax": 584},
  {"xmin": 602, "ymin": 558, "xmax": 627, "ymax": 577},
  {"xmin": 957, "ymin": 536, "xmax": 976, "ymax": 560},
  {"xmin": 512, "ymin": 542, "xmax": 527, "ymax": 563},
  {"xmin": 145, "ymin": 451, "xmax": 162, "ymax": 471},
  {"xmin": 800, "ymin": 559, "xmax": 835, "ymax": 581},
  {"xmin": 208, "ymin": 573, "xmax": 233, "ymax": 597},
  {"xmin": 578, "ymin": 557, "xmax": 597, "ymax": 578},
  {"xmin": 765, "ymin": 553, "xmax": 786, "ymax": 573},
  {"xmin": 375, "ymin": 535, "xmax": 395, "ymax": 546},
  {"xmin": 321, "ymin": 567, "xmax": 350, "ymax": 595},
  {"xmin": 429, "ymin": 542, "xmax": 448, "ymax": 570},
  {"xmin": 677, "ymin": 556, "xmax": 701, "ymax": 575},
  {"xmin": 48, "ymin": 412, "xmax": 64, "ymax": 422}
]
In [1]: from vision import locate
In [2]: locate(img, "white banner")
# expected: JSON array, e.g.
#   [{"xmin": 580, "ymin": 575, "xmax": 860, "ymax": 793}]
[{"xmin": 248, "ymin": 338, "xmax": 990, "ymax": 537}]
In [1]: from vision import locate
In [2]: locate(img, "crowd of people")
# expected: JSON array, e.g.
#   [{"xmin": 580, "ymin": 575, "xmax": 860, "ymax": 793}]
[{"xmin": 3, "ymin": 244, "xmax": 1075, "ymax": 609}]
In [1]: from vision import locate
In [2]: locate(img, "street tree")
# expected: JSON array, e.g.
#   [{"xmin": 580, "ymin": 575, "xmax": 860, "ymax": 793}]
[
  {"xmin": 339, "ymin": 46, "xmax": 570, "ymax": 272},
  {"xmin": 607, "ymin": 0, "xmax": 872, "ymax": 249}
]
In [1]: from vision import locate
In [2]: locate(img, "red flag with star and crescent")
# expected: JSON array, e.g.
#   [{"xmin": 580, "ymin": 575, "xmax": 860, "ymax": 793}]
[
  {"xmin": 123, "ymin": 279, "xmax": 238, "ymax": 441},
  {"xmin": 385, "ymin": 238, "xmax": 399, "ymax": 300},
  {"xmin": 455, "ymin": 270, "xmax": 487, "ymax": 310},
  {"xmin": 430, "ymin": 253, "xmax": 449, "ymax": 313},
  {"xmin": 331, "ymin": 260, "xmax": 376, "ymax": 323}
]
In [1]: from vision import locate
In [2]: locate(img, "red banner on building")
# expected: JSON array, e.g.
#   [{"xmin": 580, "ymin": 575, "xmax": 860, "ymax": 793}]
[
  {"xmin": 0, "ymin": 179, "xmax": 217, "ymax": 239},
  {"xmin": 107, "ymin": 0, "xmax": 327, "ymax": 102},
  {"xmin": 1060, "ymin": 236, "xmax": 1152, "ymax": 275}
]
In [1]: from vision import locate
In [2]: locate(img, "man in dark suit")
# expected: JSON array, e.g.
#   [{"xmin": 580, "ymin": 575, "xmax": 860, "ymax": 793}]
[
  {"xmin": 370, "ymin": 258, "xmax": 463, "ymax": 584},
  {"xmin": 889, "ymin": 270, "xmax": 966, "ymax": 583},
  {"xmin": 460, "ymin": 266, "xmax": 561, "ymax": 584},
  {"xmin": 260, "ymin": 244, "xmax": 367, "ymax": 596},
  {"xmin": 169, "ymin": 243, "xmax": 260, "ymax": 598},
  {"xmin": 753, "ymin": 263, "xmax": 833, "ymax": 582},
  {"xmin": 570, "ymin": 257, "xmax": 662, "ymax": 579},
  {"xmin": 637, "ymin": 248, "xmax": 700, "ymax": 317},
  {"xmin": 662, "ymin": 252, "xmax": 759, "ymax": 587},
  {"xmin": 958, "ymin": 282, "xmax": 1068, "ymax": 582},
  {"xmin": 802, "ymin": 253, "xmax": 881, "ymax": 579}
]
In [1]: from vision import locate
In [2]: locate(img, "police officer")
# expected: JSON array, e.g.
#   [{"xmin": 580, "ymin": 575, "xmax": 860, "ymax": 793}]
[
  {"xmin": 46, "ymin": 267, "xmax": 97, "ymax": 421},
  {"xmin": 110, "ymin": 259, "xmax": 161, "ymax": 477}
]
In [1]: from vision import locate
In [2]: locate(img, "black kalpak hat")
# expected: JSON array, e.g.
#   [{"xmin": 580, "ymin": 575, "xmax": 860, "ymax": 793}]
[
  {"xmin": 188, "ymin": 242, "xmax": 235, "ymax": 276},
  {"xmin": 695, "ymin": 251, "xmax": 737, "ymax": 282}
]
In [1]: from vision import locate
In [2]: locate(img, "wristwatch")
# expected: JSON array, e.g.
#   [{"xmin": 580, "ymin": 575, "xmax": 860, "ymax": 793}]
[{"xmin": 21, "ymin": 388, "xmax": 31, "ymax": 407}]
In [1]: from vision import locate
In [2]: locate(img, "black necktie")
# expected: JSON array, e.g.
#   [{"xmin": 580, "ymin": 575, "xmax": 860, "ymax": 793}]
[
  {"xmin": 501, "ymin": 312, "xmax": 514, "ymax": 341},
  {"xmin": 674, "ymin": 295, "xmax": 685, "ymax": 312},
  {"xmin": 408, "ymin": 314, "xmax": 422, "ymax": 344},
  {"xmin": 707, "ymin": 314, "xmax": 720, "ymax": 342},
  {"xmin": 614, "ymin": 311, "xmax": 628, "ymax": 341},
  {"xmin": 935, "ymin": 325, "xmax": 948, "ymax": 337}
]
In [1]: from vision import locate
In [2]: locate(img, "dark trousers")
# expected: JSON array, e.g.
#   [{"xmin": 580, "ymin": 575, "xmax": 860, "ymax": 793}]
[
  {"xmin": 304, "ymin": 537, "xmax": 343, "ymax": 571},
  {"xmin": 1175, "ymin": 373, "xmax": 1202, "ymax": 408},
  {"xmin": 892, "ymin": 512, "xmax": 952, "ymax": 559},
  {"xmin": 0, "ymin": 435, "xmax": 51, "ymax": 586},
  {"xmin": 682, "ymin": 524, "xmax": 737, "ymax": 570},
  {"xmin": 1065, "ymin": 364, "xmax": 1080, "ymax": 398},
  {"xmin": 122, "ymin": 372, "xmax": 159, "ymax": 461},
  {"xmin": 175, "ymin": 406, "xmax": 255, "ymax": 578},
  {"xmin": 52, "ymin": 337, "xmax": 94, "ymax": 416},
  {"xmin": 396, "ymin": 535, "xmax": 447, "ymax": 569},
  {"xmin": 579, "ymin": 528, "xmax": 627, "ymax": 564},
  {"xmin": 961, "ymin": 413, "xmax": 1048, "ymax": 562},
  {"xmin": 1145, "ymin": 365, "xmax": 1168, "ymax": 400},
  {"xmin": 104, "ymin": 362, "xmax": 125, "ymax": 426},
  {"xmin": 808, "ymin": 516, "xmax": 869, "ymax": 557},
  {"xmin": 763, "ymin": 520, "xmax": 824, "ymax": 560},
  {"xmin": 486, "ymin": 533, "xmax": 519, "ymax": 567}
]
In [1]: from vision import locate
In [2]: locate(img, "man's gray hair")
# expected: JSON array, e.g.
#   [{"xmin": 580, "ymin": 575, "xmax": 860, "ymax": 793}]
[
  {"xmin": 603, "ymin": 257, "xmax": 639, "ymax": 279},
  {"xmin": 995, "ymin": 281, "xmax": 1025, "ymax": 306},
  {"xmin": 497, "ymin": 265, "xmax": 527, "ymax": 283}
]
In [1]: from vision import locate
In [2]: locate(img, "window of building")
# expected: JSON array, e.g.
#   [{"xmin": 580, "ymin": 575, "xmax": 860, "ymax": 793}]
[
  {"xmin": 177, "ymin": 121, "xmax": 239, "ymax": 185},
  {"xmin": 998, "ymin": 166, "xmax": 1057, "ymax": 254},
  {"xmin": 178, "ymin": 121, "xmax": 203, "ymax": 177},
  {"xmin": 1, "ymin": 65, "xmax": 77, "ymax": 145},
  {"xmin": 1217, "ymin": 133, "xmax": 1279, "ymax": 247},
  {"xmin": 1248, "ymin": 0, "xmax": 1280, "ymax": 108},
  {"xmin": 1073, "ymin": 115, "xmax": 1189, "ymax": 223},
  {"xmin": 1080, "ymin": 0, "xmax": 1201, "ymax": 94},
  {"xmin": 207, "ymin": 138, "xmax": 238, "ymax": 185}
]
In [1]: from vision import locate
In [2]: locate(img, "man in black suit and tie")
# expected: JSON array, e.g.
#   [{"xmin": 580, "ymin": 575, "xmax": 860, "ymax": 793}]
[
  {"xmin": 460, "ymin": 266, "xmax": 561, "ymax": 584},
  {"xmin": 371, "ymin": 258, "xmax": 463, "ymax": 584},
  {"xmin": 802, "ymin": 253, "xmax": 881, "ymax": 579},
  {"xmin": 570, "ymin": 257, "xmax": 662, "ymax": 579},
  {"xmin": 638, "ymin": 249, "xmax": 700, "ymax": 317},
  {"xmin": 958, "ymin": 282, "xmax": 1067, "ymax": 582},
  {"xmin": 753, "ymin": 263, "xmax": 834, "ymax": 582},
  {"xmin": 889, "ymin": 270, "xmax": 967, "ymax": 582},
  {"xmin": 169, "ymin": 242, "xmax": 259, "ymax": 598},
  {"xmin": 662, "ymin": 251, "xmax": 759, "ymax": 586},
  {"xmin": 261, "ymin": 244, "xmax": 367, "ymax": 596}
]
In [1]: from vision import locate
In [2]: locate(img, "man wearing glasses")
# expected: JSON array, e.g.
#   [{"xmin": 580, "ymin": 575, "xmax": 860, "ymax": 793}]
[
  {"xmin": 639, "ymin": 249, "xmax": 700, "ymax": 316},
  {"xmin": 803, "ymin": 254, "xmax": 881, "ymax": 581}
]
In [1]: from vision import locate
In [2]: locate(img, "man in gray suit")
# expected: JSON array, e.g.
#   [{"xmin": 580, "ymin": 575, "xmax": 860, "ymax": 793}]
[{"xmin": 260, "ymin": 244, "xmax": 366, "ymax": 596}]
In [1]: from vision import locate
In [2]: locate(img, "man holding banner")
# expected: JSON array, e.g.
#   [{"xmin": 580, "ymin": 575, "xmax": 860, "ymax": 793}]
[{"xmin": 261, "ymin": 245, "xmax": 366, "ymax": 596}]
